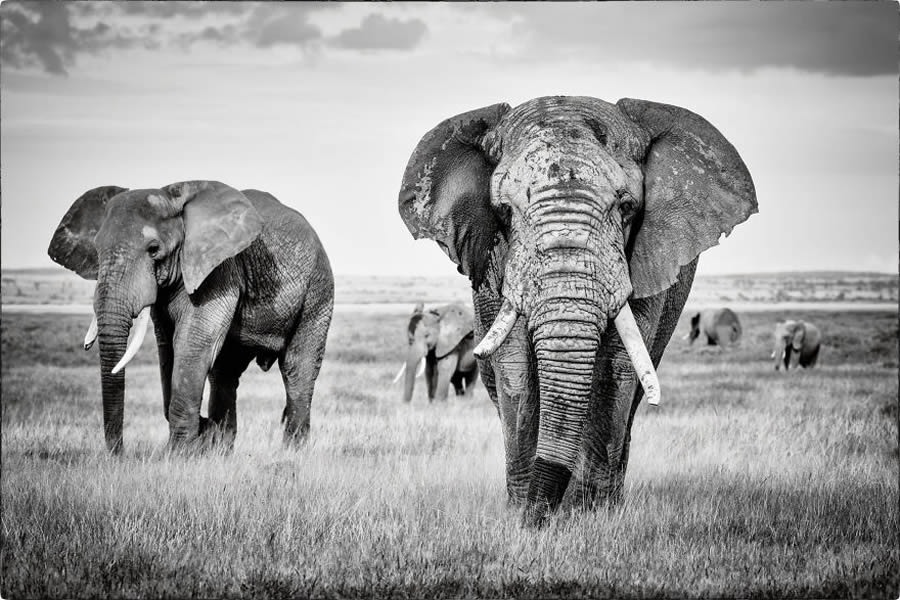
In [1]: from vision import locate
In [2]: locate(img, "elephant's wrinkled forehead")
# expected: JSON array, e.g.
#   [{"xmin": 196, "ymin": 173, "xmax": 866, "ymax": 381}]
[
  {"xmin": 498, "ymin": 96, "xmax": 646, "ymax": 162},
  {"xmin": 96, "ymin": 189, "xmax": 171, "ymax": 243}
]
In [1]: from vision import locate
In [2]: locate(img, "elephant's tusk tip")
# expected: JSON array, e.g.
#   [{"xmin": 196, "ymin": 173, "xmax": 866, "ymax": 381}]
[{"xmin": 84, "ymin": 341, "xmax": 95, "ymax": 351}]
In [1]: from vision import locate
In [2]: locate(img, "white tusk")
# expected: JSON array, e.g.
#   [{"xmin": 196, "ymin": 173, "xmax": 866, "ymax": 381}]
[
  {"xmin": 473, "ymin": 299, "xmax": 519, "ymax": 359},
  {"xmin": 614, "ymin": 303, "xmax": 661, "ymax": 406},
  {"xmin": 111, "ymin": 306, "xmax": 151, "ymax": 375},
  {"xmin": 770, "ymin": 351, "xmax": 776, "ymax": 359},
  {"xmin": 681, "ymin": 332, "xmax": 691, "ymax": 341},
  {"xmin": 392, "ymin": 363, "xmax": 406, "ymax": 384},
  {"xmin": 415, "ymin": 357, "xmax": 426, "ymax": 377},
  {"xmin": 84, "ymin": 314, "xmax": 98, "ymax": 351}
]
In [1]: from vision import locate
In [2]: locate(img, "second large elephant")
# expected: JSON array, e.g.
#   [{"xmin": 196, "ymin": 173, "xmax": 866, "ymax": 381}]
[
  {"xmin": 686, "ymin": 308, "xmax": 742, "ymax": 347},
  {"xmin": 394, "ymin": 303, "xmax": 479, "ymax": 402},
  {"xmin": 48, "ymin": 181, "xmax": 334, "ymax": 453},
  {"xmin": 772, "ymin": 320, "xmax": 822, "ymax": 370},
  {"xmin": 398, "ymin": 96, "xmax": 757, "ymax": 526}
]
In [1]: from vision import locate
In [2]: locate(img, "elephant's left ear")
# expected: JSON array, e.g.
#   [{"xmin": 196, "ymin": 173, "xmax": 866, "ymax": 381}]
[
  {"xmin": 436, "ymin": 304, "xmax": 474, "ymax": 357},
  {"xmin": 617, "ymin": 98, "xmax": 758, "ymax": 298},
  {"xmin": 163, "ymin": 181, "xmax": 263, "ymax": 295},
  {"xmin": 48, "ymin": 186, "xmax": 129, "ymax": 279},
  {"xmin": 791, "ymin": 324, "xmax": 806, "ymax": 351}
]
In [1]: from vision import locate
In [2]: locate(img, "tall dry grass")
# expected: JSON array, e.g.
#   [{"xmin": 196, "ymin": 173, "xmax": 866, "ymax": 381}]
[{"xmin": 1, "ymin": 309, "xmax": 897, "ymax": 598}]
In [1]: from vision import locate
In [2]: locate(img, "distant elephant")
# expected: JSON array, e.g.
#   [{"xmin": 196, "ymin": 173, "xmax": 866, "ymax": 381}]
[
  {"xmin": 398, "ymin": 96, "xmax": 756, "ymax": 526},
  {"xmin": 48, "ymin": 181, "xmax": 334, "ymax": 454},
  {"xmin": 686, "ymin": 308, "xmax": 742, "ymax": 347},
  {"xmin": 772, "ymin": 320, "xmax": 822, "ymax": 370},
  {"xmin": 393, "ymin": 303, "xmax": 479, "ymax": 403}
]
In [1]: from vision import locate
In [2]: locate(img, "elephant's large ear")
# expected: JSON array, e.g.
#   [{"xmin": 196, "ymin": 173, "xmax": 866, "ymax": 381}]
[
  {"xmin": 48, "ymin": 186, "xmax": 129, "ymax": 279},
  {"xmin": 617, "ymin": 99, "xmax": 758, "ymax": 298},
  {"xmin": 791, "ymin": 324, "xmax": 806, "ymax": 351},
  {"xmin": 163, "ymin": 181, "xmax": 263, "ymax": 295},
  {"xmin": 398, "ymin": 103, "xmax": 510, "ymax": 289},
  {"xmin": 436, "ymin": 304, "xmax": 474, "ymax": 357}
]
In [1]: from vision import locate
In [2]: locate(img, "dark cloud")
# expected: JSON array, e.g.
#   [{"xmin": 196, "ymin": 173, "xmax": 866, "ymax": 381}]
[
  {"xmin": 331, "ymin": 13, "xmax": 427, "ymax": 51},
  {"xmin": 0, "ymin": 2, "xmax": 420, "ymax": 76},
  {"xmin": 0, "ymin": 1, "xmax": 148, "ymax": 75},
  {"xmin": 498, "ymin": 3, "xmax": 896, "ymax": 77}
]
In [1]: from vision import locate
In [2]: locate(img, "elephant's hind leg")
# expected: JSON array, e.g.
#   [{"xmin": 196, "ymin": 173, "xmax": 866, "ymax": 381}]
[
  {"xmin": 461, "ymin": 367, "xmax": 479, "ymax": 396},
  {"xmin": 279, "ymin": 297, "xmax": 333, "ymax": 447},
  {"xmin": 206, "ymin": 343, "xmax": 254, "ymax": 451}
]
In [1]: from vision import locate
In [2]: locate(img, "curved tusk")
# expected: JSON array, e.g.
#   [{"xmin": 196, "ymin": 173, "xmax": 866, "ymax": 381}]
[
  {"xmin": 84, "ymin": 314, "xmax": 98, "ymax": 351},
  {"xmin": 392, "ymin": 363, "xmax": 406, "ymax": 384},
  {"xmin": 473, "ymin": 299, "xmax": 519, "ymax": 359},
  {"xmin": 770, "ymin": 351, "xmax": 776, "ymax": 359},
  {"xmin": 111, "ymin": 306, "xmax": 151, "ymax": 375},
  {"xmin": 415, "ymin": 357, "xmax": 426, "ymax": 377},
  {"xmin": 614, "ymin": 303, "xmax": 661, "ymax": 406}
]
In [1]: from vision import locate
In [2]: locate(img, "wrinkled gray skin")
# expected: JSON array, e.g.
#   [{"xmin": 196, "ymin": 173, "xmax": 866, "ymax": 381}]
[
  {"xmin": 402, "ymin": 303, "xmax": 479, "ymax": 403},
  {"xmin": 773, "ymin": 320, "xmax": 821, "ymax": 370},
  {"xmin": 48, "ymin": 181, "xmax": 334, "ymax": 454},
  {"xmin": 688, "ymin": 308, "xmax": 742, "ymax": 347},
  {"xmin": 398, "ymin": 96, "xmax": 757, "ymax": 526}
]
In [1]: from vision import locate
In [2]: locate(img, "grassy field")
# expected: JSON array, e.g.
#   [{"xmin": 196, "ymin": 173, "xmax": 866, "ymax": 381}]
[{"xmin": 1, "ymin": 308, "xmax": 897, "ymax": 598}]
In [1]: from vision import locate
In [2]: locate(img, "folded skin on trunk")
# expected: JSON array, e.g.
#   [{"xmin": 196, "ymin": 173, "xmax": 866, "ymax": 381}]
[
  {"xmin": 97, "ymin": 309, "xmax": 131, "ymax": 454},
  {"xmin": 514, "ymin": 204, "xmax": 634, "ymax": 526}
]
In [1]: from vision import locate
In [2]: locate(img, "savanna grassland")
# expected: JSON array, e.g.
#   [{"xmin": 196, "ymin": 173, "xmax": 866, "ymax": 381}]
[{"xmin": 1, "ymin": 302, "xmax": 898, "ymax": 598}]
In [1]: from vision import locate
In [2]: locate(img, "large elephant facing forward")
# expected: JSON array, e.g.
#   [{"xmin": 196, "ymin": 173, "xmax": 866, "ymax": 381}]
[
  {"xmin": 398, "ymin": 96, "xmax": 756, "ymax": 526},
  {"xmin": 394, "ymin": 303, "xmax": 479, "ymax": 403},
  {"xmin": 773, "ymin": 320, "xmax": 822, "ymax": 370},
  {"xmin": 686, "ymin": 308, "xmax": 742, "ymax": 347},
  {"xmin": 48, "ymin": 181, "xmax": 334, "ymax": 453}
]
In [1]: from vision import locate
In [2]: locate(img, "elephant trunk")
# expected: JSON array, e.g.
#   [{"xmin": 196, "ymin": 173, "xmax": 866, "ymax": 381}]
[
  {"xmin": 523, "ymin": 198, "xmax": 634, "ymax": 526},
  {"xmin": 94, "ymin": 264, "xmax": 155, "ymax": 454},
  {"xmin": 527, "ymin": 296, "xmax": 602, "ymax": 526},
  {"xmin": 95, "ymin": 286, "xmax": 133, "ymax": 454}
]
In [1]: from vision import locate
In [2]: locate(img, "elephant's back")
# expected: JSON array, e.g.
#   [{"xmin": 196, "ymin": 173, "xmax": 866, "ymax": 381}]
[{"xmin": 241, "ymin": 190, "xmax": 331, "ymax": 269}]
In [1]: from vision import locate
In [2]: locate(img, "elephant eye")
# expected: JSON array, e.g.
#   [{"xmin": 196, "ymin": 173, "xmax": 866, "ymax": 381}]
[
  {"xmin": 147, "ymin": 241, "xmax": 162, "ymax": 259},
  {"xmin": 618, "ymin": 193, "xmax": 636, "ymax": 221}
]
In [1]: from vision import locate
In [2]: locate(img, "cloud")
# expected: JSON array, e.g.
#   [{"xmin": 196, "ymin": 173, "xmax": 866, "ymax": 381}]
[
  {"xmin": 0, "ymin": 1, "xmax": 152, "ymax": 75},
  {"xmin": 331, "ymin": 14, "xmax": 427, "ymax": 51},
  {"xmin": 0, "ymin": 2, "xmax": 426, "ymax": 76},
  {"xmin": 481, "ymin": 2, "xmax": 897, "ymax": 77}
]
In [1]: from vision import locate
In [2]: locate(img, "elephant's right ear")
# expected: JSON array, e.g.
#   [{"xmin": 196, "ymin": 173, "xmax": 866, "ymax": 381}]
[
  {"xmin": 398, "ymin": 103, "xmax": 510, "ymax": 289},
  {"xmin": 48, "ymin": 186, "xmax": 128, "ymax": 279}
]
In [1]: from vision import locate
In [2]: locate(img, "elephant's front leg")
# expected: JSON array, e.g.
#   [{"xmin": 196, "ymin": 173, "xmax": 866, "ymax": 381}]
[
  {"xmin": 433, "ymin": 353, "xmax": 459, "ymax": 402},
  {"xmin": 151, "ymin": 307, "xmax": 174, "ymax": 422},
  {"xmin": 206, "ymin": 343, "xmax": 254, "ymax": 451},
  {"xmin": 492, "ymin": 316, "xmax": 539, "ymax": 505},
  {"xmin": 168, "ymin": 298, "xmax": 237, "ymax": 450}
]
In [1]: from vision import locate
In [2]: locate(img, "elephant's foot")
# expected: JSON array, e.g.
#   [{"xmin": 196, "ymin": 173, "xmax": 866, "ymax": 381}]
[{"xmin": 282, "ymin": 422, "xmax": 310, "ymax": 449}]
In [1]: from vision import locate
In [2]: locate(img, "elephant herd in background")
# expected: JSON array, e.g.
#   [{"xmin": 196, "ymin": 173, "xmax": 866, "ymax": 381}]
[
  {"xmin": 48, "ymin": 94, "xmax": 830, "ymax": 527},
  {"xmin": 686, "ymin": 307, "xmax": 823, "ymax": 370}
]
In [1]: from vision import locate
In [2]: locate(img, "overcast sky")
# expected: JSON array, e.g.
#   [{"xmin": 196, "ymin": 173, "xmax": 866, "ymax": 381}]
[{"xmin": 1, "ymin": 1, "xmax": 897, "ymax": 277}]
